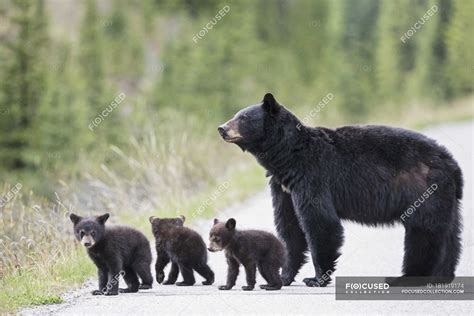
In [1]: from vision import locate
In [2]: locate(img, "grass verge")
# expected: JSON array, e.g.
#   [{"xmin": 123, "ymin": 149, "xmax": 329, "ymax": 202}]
[
  {"xmin": 0, "ymin": 250, "xmax": 94, "ymax": 314},
  {"xmin": 0, "ymin": 162, "xmax": 266, "ymax": 314}
]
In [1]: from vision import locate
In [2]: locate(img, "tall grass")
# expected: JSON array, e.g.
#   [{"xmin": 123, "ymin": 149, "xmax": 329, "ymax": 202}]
[
  {"xmin": 0, "ymin": 188, "xmax": 74, "ymax": 277},
  {"xmin": 0, "ymin": 186, "xmax": 95, "ymax": 313},
  {"xmin": 67, "ymin": 127, "xmax": 234, "ymax": 215}
]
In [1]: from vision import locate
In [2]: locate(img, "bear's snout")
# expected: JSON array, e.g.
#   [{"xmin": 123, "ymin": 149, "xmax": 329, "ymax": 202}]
[
  {"xmin": 218, "ymin": 120, "xmax": 242, "ymax": 142},
  {"xmin": 218, "ymin": 125, "xmax": 227, "ymax": 137}
]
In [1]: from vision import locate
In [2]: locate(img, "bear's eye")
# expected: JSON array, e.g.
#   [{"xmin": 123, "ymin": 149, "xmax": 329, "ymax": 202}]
[
  {"xmin": 215, "ymin": 237, "xmax": 221, "ymax": 242},
  {"xmin": 240, "ymin": 114, "xmax": 249, "ymax": 122},
  {"xmin": 80, "ymin": 231, "xmax": 85, "ymax": 238},
  {"xmin": 91, "ymin": 231, "xmax": 96, "ymax": 237}
]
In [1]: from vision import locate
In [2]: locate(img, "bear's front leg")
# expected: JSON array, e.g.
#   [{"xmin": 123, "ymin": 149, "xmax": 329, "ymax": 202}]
[
  {"xmin": 155, "ymin": 250, "xmax": 170, "ymax": 284},
  {"xmin": 104, "ymin": 261, "xmax": 123, "ymax": 295},
  {"xmin": 103, "ymin": 272, "xmax": 121, "ymax": 295},
  {"xmin": 292, "ymin": 192, "xmax": 344, "ymax": 287},
  {"xmin": 163, "ymin": 261, "xmax": 179, "ymax": 285},
  {"xmin": 219, "ymin": 256, "xmax": 240, "ymax": 290},
  {"xmin": 92, "ymin": 267, "xmax": 108, "ymax": 295},
  {"xmin": 270, "ymin": 177, "xmax": 308, "ymax": 286}
]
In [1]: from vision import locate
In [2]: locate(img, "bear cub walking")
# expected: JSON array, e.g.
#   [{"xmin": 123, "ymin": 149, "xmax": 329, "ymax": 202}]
[
  {"xmin": 70, "ymin": 213, "xmax": 153, "ymax": 295},
  {"xmin": 149, "ymin": 215, "xmax": 214, "ymax": 286},
  {"xmin": 208, "ymin": 218, "xmax": 284, "ymax": 291}
]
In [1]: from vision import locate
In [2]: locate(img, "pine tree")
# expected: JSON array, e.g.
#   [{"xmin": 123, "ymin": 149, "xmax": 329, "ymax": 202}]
[
  {"xmin": 0, "ymin": 0, "xmax": 49, "ymax": 170},
  {"xmin": 287, "ymin": 0, "xmax": 329, "ymax": 84},
  {"xmin": 78, "ymin": 0, "xmax": 124, "ymax": 149},
  {"xmin": 445, "ymin": 0, "xmax": 474, "ymax": 97},
  {"xmin": 407, "ymin": 0, "xmax": 443, "ymax": 100},
  {"xmin": 104, "ymin": 0, "xmax": 144, "ymax": 78},
  {"xmin": 79, "ymin": 0, "xmax": 105, "ymax": 113},
  {"xmin": 375, "ymin": 0, "xmax": 418, "ymax": 104},
  {"xmin": 35, "ymin": 41, "xmax": 87, "ymax": 172},
  {"xmin": 338, "ymin": 0, "xmax": 380, "ymax": 120}
]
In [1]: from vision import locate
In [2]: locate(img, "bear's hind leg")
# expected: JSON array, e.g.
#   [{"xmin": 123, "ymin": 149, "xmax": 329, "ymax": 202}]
[
  {"xmin": 195, "ymin": 263, "xmax": 215, "ymax": 285},
  {"xmin": 402, "ymin": 226, "xmax": 445, "ymax": 277},
  {"xmin": 258, "ymin": 263, "xmax": 270, "ymax": 289},
  {"xmin": 120, "ymin": 268, "xmax": 140, "ymax": 293},
  {"xmin": 433, "ymin": 208, "xmax": 462, "ymax": 278},
  {"xmin": 176, "ymin": 263, "xmax": 196, "ymax": 286},
  {"xmin": 259, "ymin": 262, "xmax": 282, "ymax": 291},
  {"xmin": 242, "ymin": 262, "xmax": 256, "ymax": 291},
  {"xmin": 133, "ymin": 261, "xmax": 153, "ymax": 290}
]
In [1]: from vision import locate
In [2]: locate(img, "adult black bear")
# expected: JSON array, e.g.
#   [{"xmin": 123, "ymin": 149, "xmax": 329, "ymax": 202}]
[{"xmin": 218, "ymin": 93, "xmax": 463, "ymax": 287}]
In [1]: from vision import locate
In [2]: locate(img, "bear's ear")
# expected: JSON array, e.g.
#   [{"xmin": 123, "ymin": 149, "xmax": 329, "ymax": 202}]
[
  {"xmin": 149, "ymin": 216, "xmax": 159, "ymax": 224},
  {"xmin": 213, "ymin": 218, "xmax": 219, "ymax": 225},
  {"xmin": 176, "ymin": 215, "xmax": 185, "ymax": 226},
  {"xmin": 97, "ymin": 213, "xmax": 110, "ymax": 225},
  {"xmin": 225, "ymin": 218, "xmax": 236, "ymax": 230},
  {"xmin": 69, "ymin": 213, "xmax": 82, "ymax": 225},
  {"xmin": 262, "ymin": 93, "xmax": 280, "ymax": 116}
]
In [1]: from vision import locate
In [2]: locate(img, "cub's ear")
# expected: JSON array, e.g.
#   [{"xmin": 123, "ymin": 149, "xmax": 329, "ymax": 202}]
[
  {"xmin": 149, "ymin": 216, "xmax": 159, "ymax": 224},
  {"xmin": 213, "ymin": 218, "xmax": 219, "ymax": 225},
  {"xmin": 262, "ymin": 93, "xmax": 280, "ymax": 115},
  {"xmin": 176, "ymin": 215, "xmax": 185, "ymax": 226},
  {"xmin": 97, "ymin": 213, "xmax": 110, "ymax": 225},
  {"xmin": 69, "ymin": 213, "xmax": 82, "ymax": 225},
  {"xmin": 225, "ymin": 218, "xmax": 236, "ymax": 230}
]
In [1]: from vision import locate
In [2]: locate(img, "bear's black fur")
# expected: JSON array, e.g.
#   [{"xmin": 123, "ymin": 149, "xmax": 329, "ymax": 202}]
[
  {"xmin": 208, "ymin": 218, "xmax": 285, "ymax": 291},
  {"xmin": 149, "ymin": 215, "xmax": 214, "ymax": 286},
  {"xmin": 218, "ymin": 93, "xmax": 463, "ymax": 287},
  {"xmin": 70, "ymin": 213, "xmax": 153, "ymax": 295}
]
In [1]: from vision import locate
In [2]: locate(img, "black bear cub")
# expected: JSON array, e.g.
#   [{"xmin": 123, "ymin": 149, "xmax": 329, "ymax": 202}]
[
  {"xmin": 70, "ymin": 213, "xmax": 153, "ymax": 295},
  {"xmin": 208, "ymin": 218, "xmax": 284, "ymax": 291},
  {"xmin": 149, "ymin": 215, "xmax": 214, "ymax": 286}
]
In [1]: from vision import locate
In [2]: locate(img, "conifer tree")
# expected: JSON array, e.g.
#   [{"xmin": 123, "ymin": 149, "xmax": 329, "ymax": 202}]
[
  {"xmin": 0, "ymin": 0, "xmax": 49, "ymax": 169},
  {"xmin": 445, "ymin": 0, "xmax": 474, "ymax": 96}
]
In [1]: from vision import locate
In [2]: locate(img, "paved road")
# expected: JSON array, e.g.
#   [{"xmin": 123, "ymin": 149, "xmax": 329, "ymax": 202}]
[{"xmin": 21, "ymin": 121, "xmax": 473, "ymax": 315}]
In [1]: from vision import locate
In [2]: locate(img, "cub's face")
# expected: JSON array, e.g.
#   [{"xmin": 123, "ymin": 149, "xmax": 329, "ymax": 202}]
[
  {"xmin": 149, "ymin": 215, "xmax": 185, "ymax": 237},
  {"xmin": 208, "ymin": 218, "xmax": 236, "ymax": 252},
  {"xmin": 218, "ymin": 93, "xmax": 281, "ymax": 150},
  {"xmin": 70, "ymin": 213, "xmax": 109, "ymax": 249}
]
